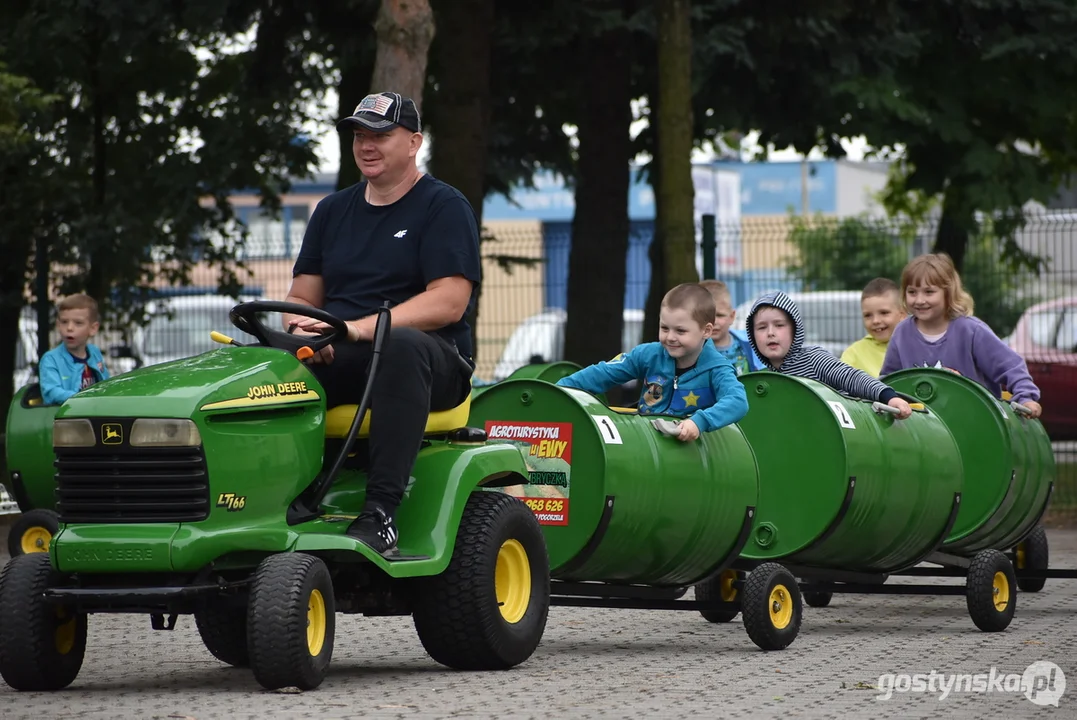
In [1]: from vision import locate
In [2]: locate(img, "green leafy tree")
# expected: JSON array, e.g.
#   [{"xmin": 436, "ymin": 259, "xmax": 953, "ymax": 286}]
[
  {"xmin": 691, "ymin": 0, "xmax": 1077, "ymax": 272},
  {"xmin": 0, "ymin": 0, "xmax": 331, "ymax": 428}
]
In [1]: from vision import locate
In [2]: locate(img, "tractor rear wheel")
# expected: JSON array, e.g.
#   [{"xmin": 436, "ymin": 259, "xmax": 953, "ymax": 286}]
[
  {"xmin": 413, "ymin": 491, "xmax": 550, "ymax": 670},
  {"xmin": 0, "ymin": 553, "xmax": 87, "ymax": 690},
  {"xmin": 247, "ymin": 553, "xmax": 334, "ymax": 691}
]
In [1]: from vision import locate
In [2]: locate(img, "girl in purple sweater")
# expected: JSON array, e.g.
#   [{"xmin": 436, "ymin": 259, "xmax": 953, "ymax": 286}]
[{"xmin": 880, "ymin": 253, "xmax": 1043, "ymax": 418}]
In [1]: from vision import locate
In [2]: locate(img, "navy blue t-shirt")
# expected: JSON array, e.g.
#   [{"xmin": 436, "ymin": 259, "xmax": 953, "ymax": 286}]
[{"xmin": 292, "ymin": 175, "xmax": 482, "ymax": 359}]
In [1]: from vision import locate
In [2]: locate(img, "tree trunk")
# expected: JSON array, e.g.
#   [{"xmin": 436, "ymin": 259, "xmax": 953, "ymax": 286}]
[
  {"xmin": 653, "ymin": 0, "xmax": 696, "ymax": 291},
  {"xmin": 369, "ymin": 0, "xmax": 436, "ymax": 107},
  {"xmin": 933, "ymin": 188, "xmax": 975, "ymax": 272},
  {"xmin": 428, "ymin": 0, "xmax": 494, "ymax": 362},
  {"xmin": 563, "ymin": 2, "xmax": 633, "ymax": 368},
  {"xmin": 336, "ymin": 57, "xmax": 374, "ymax": 191}
]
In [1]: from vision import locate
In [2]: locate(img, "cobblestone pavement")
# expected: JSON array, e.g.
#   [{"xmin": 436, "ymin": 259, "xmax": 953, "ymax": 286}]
[{"xmin": 0, "ymin": 527, "xmax": 1073, "ymax": 720}]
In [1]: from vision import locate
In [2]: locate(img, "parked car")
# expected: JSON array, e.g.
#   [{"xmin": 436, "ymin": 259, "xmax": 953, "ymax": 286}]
[
  {"xmin": 492, "ymin": 308, "xmax": 645, "ymax": 382},
  {"xmin": 734, "ymin": 290, "xmax": 864, "ymax": 358},
  {"xmin": 1006, "ymin": 295, "xmax": 1077, "ymax": 441},
  {"xmin": 129, "ymin": 293, "xmax": 264, "ymax": 367}
]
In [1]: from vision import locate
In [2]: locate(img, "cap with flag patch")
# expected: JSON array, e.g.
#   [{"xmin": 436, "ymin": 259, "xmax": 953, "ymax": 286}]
[{"xmin": 336, "ymin": 92, "xmax": 422, "ymax": 133}]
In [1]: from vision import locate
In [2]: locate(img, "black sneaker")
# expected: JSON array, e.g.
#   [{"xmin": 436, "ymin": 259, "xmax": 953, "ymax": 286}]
[{"xmin": 345, "ymin": 505, "xmax": 399, "ymax": 554}]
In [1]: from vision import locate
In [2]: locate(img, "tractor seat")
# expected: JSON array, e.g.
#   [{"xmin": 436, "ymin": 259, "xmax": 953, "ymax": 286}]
[{"xmin": 324, "ymin": 392, "xmax": 473, "ymax": 439}]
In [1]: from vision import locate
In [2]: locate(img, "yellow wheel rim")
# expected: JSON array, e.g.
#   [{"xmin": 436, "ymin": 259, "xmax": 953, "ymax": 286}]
[
  {"xmin": 1015, "ymin": 544, "xmax": 1026, "ymax": 569},
  {"xmin": 769, "ymin": 584, "xmax": 793, "ymax": 630},
  {"xmin": 307, "ymin": 588, "xmax": 326, "ymax": 656},
  {"xmin": 54, "ymin": 608, "xmax": 76, "ymax": 655},
  {"xmin": 992, "ymin": 571, "xmax": 1010, "ymax": 612},
  {"xmin": 495, "ymin": 539, "xmax": 531, "ymax": 624},
  {"xmin": 21, "ymin": 526, "xmax": 52, "ymax": 554},
  {"xmin": 719, "ymin": 569, "xmax": 738, "ymax": 602}
]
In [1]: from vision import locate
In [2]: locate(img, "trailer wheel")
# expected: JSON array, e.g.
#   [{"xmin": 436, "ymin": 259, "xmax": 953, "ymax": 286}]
[
  {"xmin": 694, "ymin": 569, "xmax": 741, "ymax": 623},
  {"xmin": 413, "ymin": 492, "xmax": 550, "ymax": 670},
  {"xmin": 0, "ymin": 553, "xmax": 87, "ymax": 691},
  {"xmin": 741, "ymin": 563, "xmax": 801, "ymax": 651},
  {"xmin": 195, "ymin": 601, "xmax": 250, "ymax": 668},
  {"xmin": 247, "ymin": 553, "xmax": 334, "ymax": 691},
  {"xmin": 803, "ymin": 591, "xmax": 833, "ymax": 608},
  {"xmin": 1014, "ymin": 526, "xmax": 1048, "ymax": 593},
  {"xmin": 966, "ymin": 549, "xmax": 1016, "ymax": 632},
  {"xmin": 7, "ymin": 509, "xmax": 59, "ymax": 557}
]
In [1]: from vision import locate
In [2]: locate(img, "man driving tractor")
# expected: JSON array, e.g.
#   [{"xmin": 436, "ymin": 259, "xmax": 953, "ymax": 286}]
[{"xmin": 282, "ymin": 91, "xmax": 482, "ymax": 554}]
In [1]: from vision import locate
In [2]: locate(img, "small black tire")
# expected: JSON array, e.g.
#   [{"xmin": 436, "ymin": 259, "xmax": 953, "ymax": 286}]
[
  {"xmin": 966, "ymin": 549, "xmax": 1016, "ymax": 632},
  {"xmin": 7, "ymin": 509, "xmax": 60, "ymax": 557},
  {"xmin": 694, "ymin": 569, "xmax": 741, "ymax": 623},
  {"xmin": 412, "ymin": 491, "xmax": 550, "ymax": 670},
  {"xmin": 741, "ymin": 562, "xmax": 801, "ymax": 651},
  {"xmin": 195, "ymin": 602, "xmax": 250, "ymax": 668},
  {"xmin": 803, "ymin": 591, "xmax": 833, "ymax": 608},
  {"xmin": 0, "ymin": 553, "xmax": 87, "ymax": 690},
  {"xmin": 247, "ymin": 553, "xmax": 334, "ymax": 691},
  {"xmin": 1014, "ymin": 526, "xmax": 1048, "ymax": 593}
]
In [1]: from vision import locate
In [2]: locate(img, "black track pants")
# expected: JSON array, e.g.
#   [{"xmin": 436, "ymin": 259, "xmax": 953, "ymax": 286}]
[{"xmin": 309, "ymin": 327, "xmax": 472, "ymax": 514}]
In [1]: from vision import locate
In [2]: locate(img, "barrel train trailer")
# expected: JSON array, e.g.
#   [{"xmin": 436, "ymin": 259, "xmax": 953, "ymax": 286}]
[{"xmin": 467, "ymin": 367, "xmax": 1064, "ymax": 645}]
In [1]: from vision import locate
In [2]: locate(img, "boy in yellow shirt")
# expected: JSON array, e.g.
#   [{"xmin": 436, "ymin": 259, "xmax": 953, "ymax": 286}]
[{"xmin": 840, "ymin": 278, "xmax": 906, "ymax": 377}]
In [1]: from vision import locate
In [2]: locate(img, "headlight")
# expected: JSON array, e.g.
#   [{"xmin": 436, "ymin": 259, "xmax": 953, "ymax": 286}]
[
  {"xmin": 54, "ymin": 419, "xmax": 96, "ymax": 447},
  {"xmin": 130, "ymin": 419, "xmax": 202, "ymax": 447}
]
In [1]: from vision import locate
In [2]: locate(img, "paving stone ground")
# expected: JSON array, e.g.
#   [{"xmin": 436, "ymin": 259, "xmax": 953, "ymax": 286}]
[{"xmin": 0, "ymin": 524, "xmax": 1074, "ymax": 720}]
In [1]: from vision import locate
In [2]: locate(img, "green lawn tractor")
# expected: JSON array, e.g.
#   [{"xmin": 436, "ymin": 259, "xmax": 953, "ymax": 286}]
[{"xmin": 0, "ymin": 301, "xmax": 550, "ymax": 692}]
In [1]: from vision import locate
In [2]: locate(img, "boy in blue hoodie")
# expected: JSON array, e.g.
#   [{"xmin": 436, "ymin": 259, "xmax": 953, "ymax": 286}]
[
  {"xmin": 700, "ymin": 279, "xmax": 763, "ymax": 375},
  {"xmin": 39, "ymin": 293, "xmax": 111, "ymax": 405},
  {"xmin": 556, "ymin": 283, "xmax": 749, "ymax": 442}
]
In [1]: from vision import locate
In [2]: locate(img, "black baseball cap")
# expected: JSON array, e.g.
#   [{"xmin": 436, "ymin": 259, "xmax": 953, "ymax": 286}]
[{"xmin": 336, "ymin": 92, "xmax": 422, "ymax": 133}]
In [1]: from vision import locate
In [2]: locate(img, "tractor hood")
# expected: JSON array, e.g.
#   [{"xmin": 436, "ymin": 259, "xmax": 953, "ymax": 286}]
[{"xmin": 58, "ymin": 347, "xmax": 324, "ymax": 420}]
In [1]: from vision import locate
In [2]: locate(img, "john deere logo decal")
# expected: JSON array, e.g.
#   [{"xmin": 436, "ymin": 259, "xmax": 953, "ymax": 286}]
[{"xmin": 101, "ymin": 423, "xmax": 123, "ymax": 445}]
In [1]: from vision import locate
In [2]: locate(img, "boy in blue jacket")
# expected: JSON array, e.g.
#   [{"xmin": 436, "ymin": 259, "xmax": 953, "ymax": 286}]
[
  {"xmin": 557, "ymin": 283, "xmax": 749, "ymax": 442},
  {"xmin": 39, "ymin": 293, "xmax": 111, "ymax": 405},
  {"xmin": 700, "ymin": 279, "xmax": 764, "ymax": 375}
]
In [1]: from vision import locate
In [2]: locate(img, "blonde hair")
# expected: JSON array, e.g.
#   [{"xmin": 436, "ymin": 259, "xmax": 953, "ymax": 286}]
[
  {"xmin": 698, "ymin": 279, "xmax": 732, "ymax": 308},
  {"xmin": 900, "ymin": 253, "xmax": 974, "ymax": 318},
  {"xmin": 57, "ymin": 293, "xmax": 100, "ymax": 323},
  {"xmin": 661, "ymin": 283, "xmax": 716, "ymax": 328}
]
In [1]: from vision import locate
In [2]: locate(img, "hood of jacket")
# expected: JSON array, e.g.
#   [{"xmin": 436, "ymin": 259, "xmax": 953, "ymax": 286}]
[{"xmin": 746, "ymin": 291, "xmax": 805, "ymax": 369}]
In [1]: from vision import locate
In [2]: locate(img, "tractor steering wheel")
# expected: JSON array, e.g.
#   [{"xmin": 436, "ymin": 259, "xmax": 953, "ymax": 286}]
[{"xmin": 229, "ymin": 301, "xmax": 349, "ymax": 356}]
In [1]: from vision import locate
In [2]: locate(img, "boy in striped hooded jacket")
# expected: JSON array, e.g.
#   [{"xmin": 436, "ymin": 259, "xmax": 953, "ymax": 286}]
[{"xmin": 746, "ymin": 291, "xmax": 912, "ymax": 419}]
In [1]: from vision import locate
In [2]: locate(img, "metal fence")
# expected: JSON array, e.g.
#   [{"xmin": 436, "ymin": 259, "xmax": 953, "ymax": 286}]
[{"xmin": 17, "ymin": 209, "xmax": 1077, "ymax": 522}]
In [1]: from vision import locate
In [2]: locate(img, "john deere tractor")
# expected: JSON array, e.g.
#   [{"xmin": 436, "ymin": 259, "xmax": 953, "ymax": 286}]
[{"xmin": 0, "ymin": 302, "xmax": 550, "ymax": 692}]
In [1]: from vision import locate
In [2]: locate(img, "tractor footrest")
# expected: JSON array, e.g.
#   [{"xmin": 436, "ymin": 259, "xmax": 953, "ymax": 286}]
[{"xmin": 43, "ymin": 582, "xmax": 244, "ymax": 612}]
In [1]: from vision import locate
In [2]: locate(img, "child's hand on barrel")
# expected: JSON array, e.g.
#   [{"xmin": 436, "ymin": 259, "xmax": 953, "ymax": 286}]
[
  {"xmin": 888, "ymin": 397, "xmax": 912, "ymax": 419},
  {"xmin": 1021, "ymin": 400, "xmax": 1042, "ymax": 419},
  {"xmin": 678, "ymin": 419, "xmax": 701, "ymax": 442}
]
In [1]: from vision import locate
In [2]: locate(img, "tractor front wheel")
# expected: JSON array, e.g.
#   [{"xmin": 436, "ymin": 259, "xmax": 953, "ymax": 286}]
[
  {"xmin": 413, "ymin": 491, "xmax": 550, "ymax": 670},
  {"xmin": 196, "ymin": 601, "xmax": 250, "ymax": 668},
  {"xmin": 0, "ymin": 553, "xmax": 87, "ymax": 690},
  {"xmin": 247, "ymin": 553, "xmax": 334, "ymax": 691}
]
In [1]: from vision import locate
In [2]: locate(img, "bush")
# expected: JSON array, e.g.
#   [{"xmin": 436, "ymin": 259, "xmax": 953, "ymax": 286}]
[{"xmin": 784, "ymin": 213, "xmax": 1038, "ymax": 337}]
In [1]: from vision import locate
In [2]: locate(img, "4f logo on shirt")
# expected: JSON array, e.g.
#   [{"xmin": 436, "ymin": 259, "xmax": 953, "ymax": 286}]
[{"xmin": 394, "ymin": 229, "xmax": 408, "ymax": 238}]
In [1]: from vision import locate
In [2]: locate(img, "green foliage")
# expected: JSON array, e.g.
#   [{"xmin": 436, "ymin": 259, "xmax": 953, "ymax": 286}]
[
  {"xmin": 784, "ymin": 213, "xmax": 1038, "ymax": 337},
  {"xmin": 691, "ymin": 0, "xmax": 1077, "ymax": 266},
  {"xmin": 784, "ymin": 215, "xmax": 914, "ymax": 292},
  {"xmin": 0, "ymin": 0, "xmax": 329, "ymax": 323}
]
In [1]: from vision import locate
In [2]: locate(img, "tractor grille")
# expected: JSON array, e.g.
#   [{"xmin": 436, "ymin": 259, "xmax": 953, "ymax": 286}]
[{"xmin": 55, "ymin": 447, "xmax": 210, "ymax": 524}]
